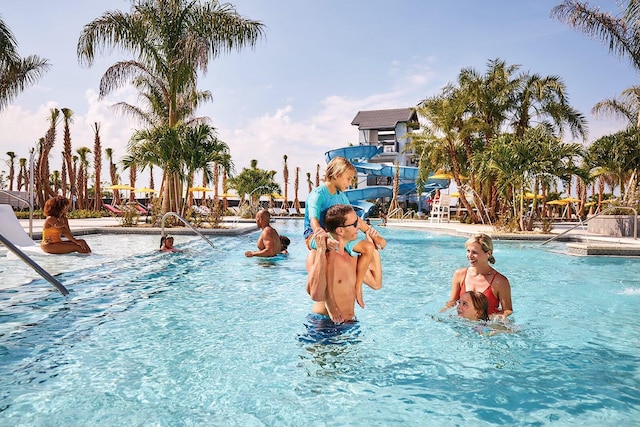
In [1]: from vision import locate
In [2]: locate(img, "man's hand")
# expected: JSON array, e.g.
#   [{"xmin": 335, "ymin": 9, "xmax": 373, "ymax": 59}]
[{"xmin": 244, "ymin": 251, "xmax": 253, "ymax": 257}]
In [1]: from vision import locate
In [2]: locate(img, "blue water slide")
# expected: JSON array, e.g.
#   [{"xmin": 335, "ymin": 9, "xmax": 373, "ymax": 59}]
[
  {"xmin": 324, "ymin": 146, "xmax": 450, "ymax": 207},
  {"xmin": 324, "ymin": 145, "xmax": 382, "ymax": 162},
  {"xmin": 351, "ymin": 161, "xmax": 420, "ymax": 181}
]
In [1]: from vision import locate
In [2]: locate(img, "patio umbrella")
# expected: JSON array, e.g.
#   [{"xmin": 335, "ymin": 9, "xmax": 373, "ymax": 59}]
[
  {"xmin": 559, "ymin": 197, "xmax": 581, "ymax": 203},
  {"xmin": 134, "ymin": 187, "xmax": 158, "ymax": 194},
  {"xmin": 546, "ymin": 200, "xmax": 568, "ymax": 205},
  {"xmin": 106, "ymin": 184, "xmax": 134, "ymax": 191},
  {"xmin": 219, "ymin": 192, "xmax": 239, "ymax": 199},
  {"xmin": 189, "ymin": 186, "xmax": 212, "ymax": 205},
  {"xmin": 524, "ymin": 192, "xmax": 544, "ymax": 200},
  {"xmin": 105, "ymin": 184, "xmax": 133, "ymax": 205}
]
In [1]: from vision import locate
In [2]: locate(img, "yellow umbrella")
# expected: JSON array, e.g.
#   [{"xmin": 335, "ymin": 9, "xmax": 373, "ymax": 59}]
[
  {"xmin": 429, "ymin": 171, "xmax": 453, "ymax": 180},
  {"xmin": 559, "ymin": 197, "xmax": 581, "ymax": 203},
  {"xmin": 270, "ymin": 193, "xmax": 285, "ymax": 199},
  {"xmin": 106, "ymin": 184, "xmax": 134, "ymax": 190},
  {"xmin": 450, "ymin": 191, "xmax": 460, "ymax": 198},
  {"xmin": 429, "ymin": 170, "xmax": 468, "ymax": 180},
  {"xmin": 546, "ymin": 200, "xmax": 567, "ymax": 205},
  {"xmin": 134, "ymin": 187, "xmax": 158, "ymax": 193},
  {"xmin": 189, "ymin": 186, "xmax": 212, "ymax": 192},
  {"xmin": 524, "ymin": 192, "xmax": 544, "ymax": 200},
  {"xmin": 219, "ymin": 192, "xmax": 239, "ymax": 199}
]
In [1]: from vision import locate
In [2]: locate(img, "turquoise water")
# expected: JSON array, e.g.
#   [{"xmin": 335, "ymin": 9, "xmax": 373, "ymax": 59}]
[{"xmin": 1, "ymin": 220, "xmax": 639, "ymax": 427}]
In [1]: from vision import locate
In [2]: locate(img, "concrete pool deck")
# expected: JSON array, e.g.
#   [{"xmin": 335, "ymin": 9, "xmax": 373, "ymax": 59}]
[{"xmin": 13, "ymin": 215, "xmax": 640, "ymax": 256}]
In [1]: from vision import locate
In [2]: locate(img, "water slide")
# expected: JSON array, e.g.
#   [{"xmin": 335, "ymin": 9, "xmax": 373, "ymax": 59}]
[{"xmin": 324, "ymin": 146, "xmax": 450, "ymax": 216}]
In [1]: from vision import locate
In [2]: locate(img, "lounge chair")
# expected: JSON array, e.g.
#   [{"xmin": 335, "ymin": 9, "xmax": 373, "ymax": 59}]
[{"xmin": 103, "ymin": 203, "xmax": 123, "ymax": 216}]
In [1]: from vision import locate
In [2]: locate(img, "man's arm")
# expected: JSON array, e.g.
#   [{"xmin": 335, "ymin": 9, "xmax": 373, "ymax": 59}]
[
  {"xmin": 306, "ymin": 237, "xmax": 327, "ymax": 301},
  {"xmin": 245, "ymin": 230, "xmax": 277, "ymax": 257}
]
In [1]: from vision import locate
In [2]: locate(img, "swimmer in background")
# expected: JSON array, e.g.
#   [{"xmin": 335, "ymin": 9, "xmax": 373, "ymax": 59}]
[
  {"xmin": 279, "ymin": 235, "xmax": 291, "ymax": 255},
  {"xmin": 441, "ymin": 233, "xmax": 512, "ymax": 320},
  {"xmin": 245, "ymin": 209, "xmax": 282, "ymax": 258},
  {"xmin": 306, "ymin": 204, "xmax": 382, "ymax": 323},
  {"xmin": 160, "ymin": 235, "xmax": 180, "ymax": 253},
  {"xmin": 40, "ymin": 195, "xmax": 91, "ymax": 254}
]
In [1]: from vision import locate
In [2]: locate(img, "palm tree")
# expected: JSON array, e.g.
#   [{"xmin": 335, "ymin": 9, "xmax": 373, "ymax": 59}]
[
  {"xmin": 0, "ymin": 16, "xmax": 50, "ymax": 112},
  {"xmin": 77, "ymin": 0, "xmax": 265, "ymax": 214},
  {"xmin": 36, "ymin": 108, "xmax": 60, "ymax": 207},
  {"xmin": 50, "ymin": 170, "xmax": 61, "ymax": 194},
  {"xmin": 228, "ymin": 159, "xmax": 280, "ymax": 214},
  {"xmin": 5, "ymin": 151, "xmax": 16, "ymax": 191},
  {"xmin": 510, "ymin": 73, "xmax": 588, "ymax": 141},
  {"xmin": 592, "ymin": 86, "xmax": 640, "ymax": 129},
  {"xmin": 315, "ymin": 164, "xmax": 320, "ymax": 187},
  {"xmin": 105, "ymin": 147, "xmax": 121, "ymax": 206},
  {"xmin": 294, "ymin": 166, "xmax": 301, "ymax": 214},
  {"xmin": 551, "ymin": 1, "xmax": 640, "ymax": 73},
  {"xmin": 76, "ymin": 147, "xmax": 91, "ymax": 209},
  {"xmin": 92, "ymin": 123, "xmax": 103, "ymax": 211},
  {"xmin": 282, "ymin": 154, "xmax": 289, "ymax": 210},
  {"xmin": 61, "ymin": 108, "xmax": 76, "ymax": 199},
  {"xmin": 306, "ymin": 172, "xmax": 313, "ymax": 193},
  {"xmin": 17, "ymin": 157, "xmax": 26, "ymax": 191}
]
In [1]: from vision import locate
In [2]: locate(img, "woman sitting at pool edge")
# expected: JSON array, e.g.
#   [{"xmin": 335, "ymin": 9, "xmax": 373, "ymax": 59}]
[
  {"xmin": 441, "ymin": 233, "xmax": 512, "ymax": 319},
  {"xmin": 41, "ymin": 195, "xmax": 91, "ymax": 254}
]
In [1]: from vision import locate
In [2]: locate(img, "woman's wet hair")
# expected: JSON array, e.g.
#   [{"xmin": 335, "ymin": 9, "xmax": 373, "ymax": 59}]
[{"xmin": 465, "ymin": 233, "xmax": 496, "ymax": 264}]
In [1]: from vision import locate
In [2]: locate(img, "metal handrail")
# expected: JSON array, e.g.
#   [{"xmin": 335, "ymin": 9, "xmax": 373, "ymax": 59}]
[
  {"xmin": 0, "ymin": 233, "xmax": 69, "ymax": 295},
  {"xmin": 387, "ymin": 207, "xmax": 403, "ymax": 219},
  {"xmin": 160, "ymin": 212, "xmax": 215, "ymax": 248},
  {"xmin": 0, "ymin": 190, "xmax": 34, "ymax": 237},
  {"xmin": 402, "ymin": 209, "xmax": 416, "ymax": 220},
  {"xmin": 541, "ymin": 206, "xmax": 638, "ymax": 245}
]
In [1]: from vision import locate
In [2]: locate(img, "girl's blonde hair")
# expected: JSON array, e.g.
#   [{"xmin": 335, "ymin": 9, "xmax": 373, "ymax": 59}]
[
  {"xmin": 465, "ymin": 233, "xmax": 496, "ymax": 264},
  {"xmin": 325, "ymin": 156, "xmax": 356, "ymax": 181}
]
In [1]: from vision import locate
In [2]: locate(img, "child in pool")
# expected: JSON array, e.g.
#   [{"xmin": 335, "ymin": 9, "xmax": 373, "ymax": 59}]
[
  {"xmin": 160, "ymin": 236, "xmax": 180, "ymax": 253},
  {"xmin": 303, "ymin": 156, "xmax": 386, "ymax": 323},
  {"xmin": 280, "ymin": 235, "xmax": 290, "ymax": 255}
]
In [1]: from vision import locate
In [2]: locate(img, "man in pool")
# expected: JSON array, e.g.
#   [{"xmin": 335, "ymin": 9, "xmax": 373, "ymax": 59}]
[
  {"xmin": 306, "ymin": 204, "xmax": 382, "ymax": 323},
  {"xmin": 245, "ymin": 209, "xmax": 282, "ymax": 258}
]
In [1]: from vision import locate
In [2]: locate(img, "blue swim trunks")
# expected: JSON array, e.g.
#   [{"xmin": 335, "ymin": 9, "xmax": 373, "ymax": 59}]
[{"xmin": 298, "ymin": 313, "xmax": 360, "ymax": 345}]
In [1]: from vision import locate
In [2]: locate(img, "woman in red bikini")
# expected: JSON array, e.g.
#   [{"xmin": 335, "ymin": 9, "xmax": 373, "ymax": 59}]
[
  {"xmin": 441, "ymin": 233, "xmax": 512, "ymax": 319},
  {"xmin": 41, "ymin": 196, "xmax": 91, "ymax": 254}
]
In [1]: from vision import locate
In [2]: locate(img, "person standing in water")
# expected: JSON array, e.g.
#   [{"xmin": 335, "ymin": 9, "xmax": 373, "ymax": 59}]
[{"xmin": 442, "ymin": 233, "xmax": 512, "ymax": 319}]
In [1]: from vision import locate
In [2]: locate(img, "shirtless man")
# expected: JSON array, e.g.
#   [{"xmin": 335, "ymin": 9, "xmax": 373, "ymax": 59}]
[
  {"xmin": 245, "ymin": 209, "xmax": 282, "ymax": 258},
  {"xmin": 306, "ymin": 204, "xmax": 382, "ymax": 322}
]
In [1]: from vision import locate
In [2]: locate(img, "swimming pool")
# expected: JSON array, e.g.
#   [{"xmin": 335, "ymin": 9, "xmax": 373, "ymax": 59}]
[{"xmin": 1, "ymin": 220, "xmax": 638, "ymax": 426}]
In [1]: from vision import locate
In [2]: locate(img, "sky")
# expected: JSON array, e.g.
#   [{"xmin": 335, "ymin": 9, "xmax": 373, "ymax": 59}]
[{"xmin": 0, "ymin": 0, "xmax": 636, "ymax": 199}]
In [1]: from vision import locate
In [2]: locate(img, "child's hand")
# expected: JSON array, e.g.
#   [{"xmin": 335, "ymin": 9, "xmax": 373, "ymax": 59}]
[{"xmin": 366, "ymin": 229, "xmax": 386, "ymax": 250}]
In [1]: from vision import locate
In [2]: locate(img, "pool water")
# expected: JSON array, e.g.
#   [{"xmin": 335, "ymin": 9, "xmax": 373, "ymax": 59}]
[{"xmin": 1, "ymin": 220, "xmax": 639, "ymax": 426}]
